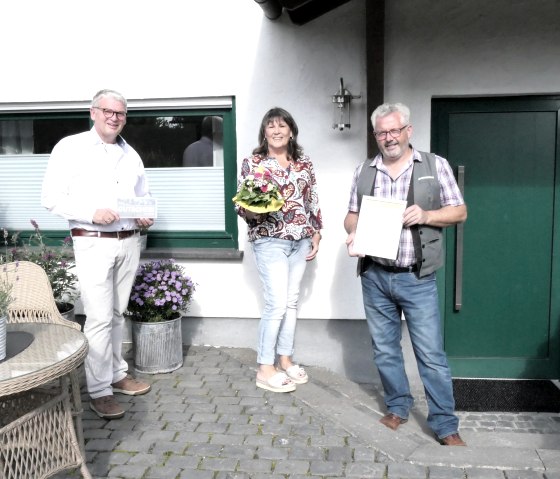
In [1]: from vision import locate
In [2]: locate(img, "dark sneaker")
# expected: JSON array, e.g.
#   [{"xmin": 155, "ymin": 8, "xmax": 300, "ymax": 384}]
[
  {"xmin": 90, "ymin": 395, "xmax": 125, "ymax": 419},
  {"xmin": 111, "ymin": 374, "xmax": 151, "ymax": 396}
]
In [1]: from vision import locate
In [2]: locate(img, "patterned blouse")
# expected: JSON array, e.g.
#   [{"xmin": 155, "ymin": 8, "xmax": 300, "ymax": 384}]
[{"xmin": 236, "ymin": 154, "xmax": 323, "ymax": 242}]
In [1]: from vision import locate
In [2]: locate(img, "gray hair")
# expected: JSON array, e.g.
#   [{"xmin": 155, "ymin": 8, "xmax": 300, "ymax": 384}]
[
  {"xmin": 370, "ymin": 102, "xmax": 410, "ymax": 127},
  {"xmin": 92, "ymin": 89, "xmax": 127, "ymax": 110}
]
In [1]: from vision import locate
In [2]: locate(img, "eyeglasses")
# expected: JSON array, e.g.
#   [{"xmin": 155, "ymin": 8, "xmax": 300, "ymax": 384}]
[
  {"xmin": 373, "ymin": 125, "xmax": 409, "ymax": 140},
  {"xmin": 93, "ymin": 107, "xmax": 127, "ymax": 120}
]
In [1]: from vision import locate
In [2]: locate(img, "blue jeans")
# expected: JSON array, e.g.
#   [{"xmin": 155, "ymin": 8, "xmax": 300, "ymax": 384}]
[
  {"xmin": 251, "ymin": 237, "xmax": 311, "ymax": 365},
  {"xmin": 361, "ymin": 262, "xmax": 459, "ymax": 439}
]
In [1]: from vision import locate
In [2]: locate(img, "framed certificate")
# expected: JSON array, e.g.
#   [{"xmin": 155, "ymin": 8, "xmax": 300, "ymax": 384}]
[{"xmin": 352, "ymin": 195, "xmax": 407, "ymax": 260}]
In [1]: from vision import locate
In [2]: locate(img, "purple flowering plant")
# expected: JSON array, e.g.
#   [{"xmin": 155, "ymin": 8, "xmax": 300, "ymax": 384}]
[
  {"xmin": 6, "ymin": 220, "xmax": 78, "ymax": 309},
  {"xmin": 1, "ymin": 228, "xmax": 17, "ymax": 317},
  {"xmin": 126, "ymin": 259, "xmax": 196, "ymax": 323}
]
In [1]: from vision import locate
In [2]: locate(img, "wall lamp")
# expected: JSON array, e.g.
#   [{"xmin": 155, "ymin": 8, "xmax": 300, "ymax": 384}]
[{"xmin": 331, "ymin": 77, "xmax": 361, "ymax": 131}]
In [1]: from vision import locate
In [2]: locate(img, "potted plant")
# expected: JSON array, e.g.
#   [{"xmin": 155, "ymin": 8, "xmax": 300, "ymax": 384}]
[
  {"xmin": 0, "ymin": 228, "xmax": 17, "ymax": 361},
  {"xmin": 126, "ymin": 259, "xmax": 196, "ymax": 374},
  {"xmin": 6, "ymin": 220, "xmax": 79, "ymax": 321}
]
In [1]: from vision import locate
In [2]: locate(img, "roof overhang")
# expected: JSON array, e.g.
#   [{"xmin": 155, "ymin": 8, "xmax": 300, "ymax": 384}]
[{"xmin": 254, "ymin": 0, "xmax": 353, "ymax": 25}]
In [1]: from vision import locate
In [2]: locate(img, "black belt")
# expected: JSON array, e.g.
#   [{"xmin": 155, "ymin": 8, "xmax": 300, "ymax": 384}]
[
  {"xmin": 374, "ymin": 261, "xmax": 418, "ymax": 273},
  {"xmin": 71, "ymin": 228, "xmax": 139, "ymax": 240}
]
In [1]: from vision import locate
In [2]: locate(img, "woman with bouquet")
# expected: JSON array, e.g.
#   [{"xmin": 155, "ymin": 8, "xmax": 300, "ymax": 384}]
[{"xmin": 234, "ymin": 107, "xmax": 323, "ymax": 393}]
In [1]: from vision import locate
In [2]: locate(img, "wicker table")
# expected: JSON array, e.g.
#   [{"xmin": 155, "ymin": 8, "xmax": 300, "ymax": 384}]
[{"xmin": 0, "ymin": 323, "xmax": 91, "ymax": 479}]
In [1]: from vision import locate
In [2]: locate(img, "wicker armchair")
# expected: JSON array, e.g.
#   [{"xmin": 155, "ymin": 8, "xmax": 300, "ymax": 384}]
[
  {"xmin": 5, "ymin": 260, "xmax": 80, "ymax": 330},
  {"xmin": 0, "ymin": 261, "xmax": 91, "ymax": 478}
]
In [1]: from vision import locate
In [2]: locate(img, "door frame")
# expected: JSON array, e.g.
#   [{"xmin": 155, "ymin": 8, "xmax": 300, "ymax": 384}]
[{"xmin": 432, "ymin": 95, "xmax": 560, "ymax": 379}]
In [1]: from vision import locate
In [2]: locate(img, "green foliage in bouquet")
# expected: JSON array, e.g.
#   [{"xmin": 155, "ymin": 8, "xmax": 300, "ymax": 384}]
[{"xmin": 233, "ymin": 166, "xmax": 285, "ymax": 213}]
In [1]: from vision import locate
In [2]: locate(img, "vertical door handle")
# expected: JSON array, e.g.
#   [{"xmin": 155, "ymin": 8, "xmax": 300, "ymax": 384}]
[{"xmin": 454, "ymin": 166, "xmax": 465, "ymax": 311}]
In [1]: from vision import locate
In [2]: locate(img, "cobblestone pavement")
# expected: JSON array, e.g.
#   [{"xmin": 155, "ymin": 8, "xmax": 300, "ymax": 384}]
[{"xmin": 53, "ymin": 345, "xmax": 560, "ymax": 479}]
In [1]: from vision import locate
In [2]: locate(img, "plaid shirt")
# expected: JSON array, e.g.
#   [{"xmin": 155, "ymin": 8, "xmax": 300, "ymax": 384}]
[{"xmin": 347, "ymin": 148, "xmax": 464, "ymax": 267}]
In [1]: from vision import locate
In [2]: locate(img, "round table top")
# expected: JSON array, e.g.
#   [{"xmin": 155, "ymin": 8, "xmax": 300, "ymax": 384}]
[{"xmin": 0, "ymin": 322, "xmax": 88, "ymax": 398}]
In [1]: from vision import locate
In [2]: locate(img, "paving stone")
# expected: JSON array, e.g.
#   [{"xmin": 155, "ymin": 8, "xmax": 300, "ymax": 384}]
[
  {"xmin": 288, "ymin": 445, "xmax": 325, "ymax": 460},
  {"xmin": 428, "ymin": 465, "xmax": 467, "ymax": 478},
  {"xmin": 345, "ymin": 462, "xmax": 386, "ymax": 478},
  {"xmin": 309, "ymin": 460, "xmax": 344, "ymax": 476},
  {"xmin": 326, "ymin": 446, "xmax": 354, "ymax": 462},
  {"xmin": 256, "ymin": 445, "xmax": 290, "ymax": 460},
  {"xmin": 127, "ymin": 452, "xmax": 164, "ymax": 467},
  {"xmin": 164, "ymin": 454, "xmax": 201, "ymax": 469},
  {"xmin": 464, "ymin": 468, "xmax": 505, "ymax": 478},
  {"xmin": 273, "ymin": 459, "xmax": 310, "ymax": 474},
  {"xmin": 220, "ymin": 445, "xmax": 257, "ymax": 459},
  {"xmin": 85, "ymin": 438, "xmax": 120, "ymax": 452},
  {"xmin": 178, "ymin": 470, "xmax": 215, "ymax": 479},
  {"xmin": 387, "ymin": 463, "xmax": 427, "ymax": 479},
  {"xmin": 185, "ymin": 443, "xmax": 223, "ymax": 457},
  {"xmin": 107, "ymin": 464, "xmax": 149, "ymax": 478},
  {"xmin": 237, "ymin": 458, "xmax": 274, "ymax": 473},
  {"xmin": 504, "ymin": 471, "xmax": 545, "ymax": 479},
  {"xmin": 199, "ymin": 456, "xmax": 238, "ymax": 471},
  {"xmin": 196, "ymin": 422, "xmax": 229, "ymax": 433},
  {"xmin": 145, "ymin": 465, "xmax": 183, "ymax": 479},
  {"xmin": 209, "ymin": 433, "xmax": 246, "ymax": 446}
]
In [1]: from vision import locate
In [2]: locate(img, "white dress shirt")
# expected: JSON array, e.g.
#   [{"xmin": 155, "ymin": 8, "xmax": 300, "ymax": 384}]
[{"xmin": 41, "ymin": 127, "xmax": 151, "ymax": 231}]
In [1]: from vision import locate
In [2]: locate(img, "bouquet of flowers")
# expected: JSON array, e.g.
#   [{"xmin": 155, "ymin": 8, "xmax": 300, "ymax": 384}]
[
  {"xmin": 232, "ymin": 166, "xmax": 285, "ymax": 213},
  {"xmin": 126, "ymin": 259, "xmax": 196, "ymax": 323}
]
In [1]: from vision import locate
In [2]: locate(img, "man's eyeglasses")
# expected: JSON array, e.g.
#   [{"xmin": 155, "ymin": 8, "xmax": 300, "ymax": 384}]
[
  {"xmin": 93, "ymin": 107, "xmax": 127, "ymax": 121},
  {"xmin": 373, "ymin": 125, "xmax": 409, "ymax": 140}
]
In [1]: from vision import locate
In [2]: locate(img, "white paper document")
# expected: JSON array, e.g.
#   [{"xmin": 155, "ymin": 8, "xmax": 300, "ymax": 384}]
[
  {"xmin": 352, "ymin": 195, "xmax": 407, "ymax": 260},
  {"xmin": 117, "ymin": 197, "xmax": 158, "ymax": 219}
]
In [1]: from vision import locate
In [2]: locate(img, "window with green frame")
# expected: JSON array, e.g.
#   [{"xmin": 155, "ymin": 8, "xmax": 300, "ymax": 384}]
[{"xmin": 0, "ymin": 97, "xmax": 238, "ymax": 250}]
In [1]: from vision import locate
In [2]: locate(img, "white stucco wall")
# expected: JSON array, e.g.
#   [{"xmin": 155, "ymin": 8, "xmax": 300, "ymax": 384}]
[
  {"xmin": 384, "ymin": 0, "xmax": 560, "ymax": 151},
  {"xmin": 1, "ymin": 0, "xmax": 368, "ymax": 323}
]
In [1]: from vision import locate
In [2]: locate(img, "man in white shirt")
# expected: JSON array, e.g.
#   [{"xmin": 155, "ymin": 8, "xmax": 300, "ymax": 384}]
[{"xmin": 42, "ymin": 89, "xmax": 154, "ymax": 419}]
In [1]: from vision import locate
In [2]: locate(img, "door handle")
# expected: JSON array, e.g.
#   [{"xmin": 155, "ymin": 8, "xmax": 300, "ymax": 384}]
[{"xmin": 455, "ymin": 166, "xmax": 465, "ymax": 311}]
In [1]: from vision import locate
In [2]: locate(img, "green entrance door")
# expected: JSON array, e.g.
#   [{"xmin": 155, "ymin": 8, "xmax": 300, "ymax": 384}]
[{"xmin": 432, "ymin": 96, "xmax": 560, "ymax": 379}]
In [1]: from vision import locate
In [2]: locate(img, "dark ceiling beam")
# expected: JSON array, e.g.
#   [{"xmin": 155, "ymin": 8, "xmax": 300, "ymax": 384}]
[
  {"xmin": 285, "ymin": 0, "xmax": 352, "ymax": 25},
  {"xmin": 254, "ymin": 0, "xmax": 283, "ymax": 20},
  {"xmin": 255, "ymin": 0, "xmax": 353, "ymax": 26},
  {"xmin": 366, "ymin": 0, "xmax": 385, "ymax": 158},
  {"xmin": 278, "ymin": 0, "xmax": 312, "ymax": 8}
]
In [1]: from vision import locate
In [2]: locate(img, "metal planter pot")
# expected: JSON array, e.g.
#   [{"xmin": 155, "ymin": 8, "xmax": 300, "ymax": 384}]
[
  {"xmin": 131, "ymin": 314, "xmax": 183, "ymax": 374},
  {"xmin": 0, "ymin": 315, "xmax": 6, "ymax": 361},
  {"xmin": 57, "ymin": 302, "xmax": 76, "ymax": 323}
]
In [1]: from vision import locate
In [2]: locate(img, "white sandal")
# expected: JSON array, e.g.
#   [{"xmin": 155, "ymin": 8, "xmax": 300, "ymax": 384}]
[
  {"xmin": 281, "ymin": 365, "xmax": 309, "ymax": 385},
  {"xmin": 256, "ymin": 372, "xmax": 296, "ymax": 393}
]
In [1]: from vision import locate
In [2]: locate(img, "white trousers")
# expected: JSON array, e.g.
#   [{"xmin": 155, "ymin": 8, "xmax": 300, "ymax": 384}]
[{"xmin": 73, "ymin": 234, "xmax": 141, "ymax": 398}]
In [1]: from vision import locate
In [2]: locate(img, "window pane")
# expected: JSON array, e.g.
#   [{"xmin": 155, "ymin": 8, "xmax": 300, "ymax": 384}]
[
  {"xmin": 124, "ymin": 115, "xmax": 223, "ymax": 168},
  {"xmin": 182, "ymin": 116, "xmax": 223, "ymax": 167},
  {"xmin": 0, "ymin": 118, "xmax": 89, "ymax": 155}
]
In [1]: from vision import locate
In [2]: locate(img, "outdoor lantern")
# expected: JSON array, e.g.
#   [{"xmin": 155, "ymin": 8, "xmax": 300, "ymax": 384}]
[{"xmin": 331, "ymin": 77, "xmax": 360, "ymax": 131}]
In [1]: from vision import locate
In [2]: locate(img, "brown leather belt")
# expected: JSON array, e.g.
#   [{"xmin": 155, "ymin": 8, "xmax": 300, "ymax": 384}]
[
  {"xmin": 374, "ymin": 261, "xmax": 418, "ymax": 273},
  {"xmin": 70, "ymin": 228, "xmax": 139, "ymax": 240}
]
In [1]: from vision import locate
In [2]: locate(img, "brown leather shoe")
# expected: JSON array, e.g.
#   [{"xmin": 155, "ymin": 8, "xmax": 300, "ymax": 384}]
[
  {"xmin": 379, "ymin": 413, "xmax": 408, "ymax": 431},
  {"xmin": 438, "ymin": 433, "xmax": 467, "ymax": 446},
  {"xmin": 90, "ymin": 395, "xmax": 124, "ymax": 419},
  {"xmin": 112, "ymin": 374, "xmax": 151, "ymax": 396}
]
